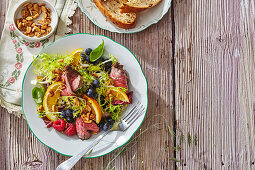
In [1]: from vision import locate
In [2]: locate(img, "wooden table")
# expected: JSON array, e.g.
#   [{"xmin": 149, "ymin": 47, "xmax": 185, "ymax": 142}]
[{"xmin": 1, "ymin": 0, "xmax": 255, "ymax": 169}]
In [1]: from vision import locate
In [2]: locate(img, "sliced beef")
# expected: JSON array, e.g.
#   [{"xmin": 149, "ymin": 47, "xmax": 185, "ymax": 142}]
[
  {"xmin": 112, "ymin": 91, "xmax": 133, "ymax": 105},
  {"xmin": 76, "ymin": 117, "xmax": 91, "ymax": 140},
  {"xmin": 76, "ymin": 117, "xmax": 99, "ymax": 140},
  {"xmin": 82, "ymin": 121, "xmax": 100, "ymax": 132},
  {"xmin": 66, "ymin": 66, "xmax": 83, "ymax": 91},
  {"xmin": 61, "ymin": 66, "xmax": 83, "ymax": 96},
  {"xmin": 71, "ymin": 75, "xmax": 83, "ymax": 91},
  {"xmin": 61, "ymin": 72, "xmax": 75, "ymax": 96},
  {"xmin": 110, "ymin": 62, "xmax": 129, "ymax": 90}
]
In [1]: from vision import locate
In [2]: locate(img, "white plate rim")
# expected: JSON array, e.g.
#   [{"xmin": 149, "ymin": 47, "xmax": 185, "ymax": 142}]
[
  {"xmin": 76, "ymin": 0, "xmax": 172, "ymax": 33},
  {"xmin": 21, "ymin": 33, "xmax": 148, "ymax": 158}
]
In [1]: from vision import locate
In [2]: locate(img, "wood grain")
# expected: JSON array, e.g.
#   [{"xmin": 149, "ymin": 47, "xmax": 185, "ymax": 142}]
[
  {"xmin": 239, "ymin": 0, "xmax": 255, "ymax": 169},
  {"xmin": 4, "ymin": 0, "xmax": 255, "ymax": 169},
  {"xmin": 0, "ymin": 0, "xmax": 174, "ymax": 170},
  {"xmin": 174, "ymin": 0, "xmax": 255, "ymax": 169}
]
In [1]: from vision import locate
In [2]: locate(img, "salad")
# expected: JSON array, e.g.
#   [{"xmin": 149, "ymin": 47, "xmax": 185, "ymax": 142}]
[{"xmin": 31, "ymin": 41, "xmax": 133, "ymax": 140}]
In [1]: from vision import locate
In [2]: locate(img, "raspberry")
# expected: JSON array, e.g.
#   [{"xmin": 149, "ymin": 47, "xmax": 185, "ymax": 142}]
[
  {"xmin": 53, "ymin": 119, "xmax": 66, "ymax": 131},
  {"xmin": 65, "ymin": 123, "xmax": 76, "ymax": 136}
]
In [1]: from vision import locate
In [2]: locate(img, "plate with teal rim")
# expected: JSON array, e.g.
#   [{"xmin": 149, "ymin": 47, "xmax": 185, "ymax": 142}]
[
  {"xmin": 76, "ymin": 0, "xmax": 172, "ymax": 33},
  {"xmin": 22, "ymin": 33, "xmax": 148, "ymax": 158}
]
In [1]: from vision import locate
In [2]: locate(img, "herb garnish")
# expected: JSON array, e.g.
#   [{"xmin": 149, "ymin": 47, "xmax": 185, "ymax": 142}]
[
  {"xmin": 32, "ymin": 86, "xmax": 45, "ymax": 104},
  {"xmin": 90, "ymin": 40, "xmax": 104, "ymax": 62}
]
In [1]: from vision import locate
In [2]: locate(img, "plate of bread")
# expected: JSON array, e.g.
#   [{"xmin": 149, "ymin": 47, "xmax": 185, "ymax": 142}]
[{"xmin": 76, "ymin": 0, "xmax": 171, "ymax": 33}]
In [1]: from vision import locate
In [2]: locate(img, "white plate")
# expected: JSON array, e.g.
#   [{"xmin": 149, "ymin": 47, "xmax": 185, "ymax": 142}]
[
  {"xmin": 76, "ymin": 0, "xmax": 172, "ymax": 33},
  {"xmin": 22, "ymin": 33, "xmax": 148, "ymax": 158}
]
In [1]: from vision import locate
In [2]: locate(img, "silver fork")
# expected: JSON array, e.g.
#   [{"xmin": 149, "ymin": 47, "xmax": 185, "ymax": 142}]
[{"xmin": 56, "ymin": 101, "xmax": 145, "ymax": 170}]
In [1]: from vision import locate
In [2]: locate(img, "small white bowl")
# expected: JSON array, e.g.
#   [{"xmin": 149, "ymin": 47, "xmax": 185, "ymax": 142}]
[{"xmin": 13, "ymin": 0, "xmax": 58, "ymax": 41}]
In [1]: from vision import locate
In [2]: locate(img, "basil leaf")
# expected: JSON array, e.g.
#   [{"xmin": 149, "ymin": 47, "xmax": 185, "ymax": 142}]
[
  {"xmin": 90, "ymin": 40, "xmax": 104, "ymax": 62},
  {"xmin": 32, "ymin": 86, "xmax": 45, "ymax": 104}
]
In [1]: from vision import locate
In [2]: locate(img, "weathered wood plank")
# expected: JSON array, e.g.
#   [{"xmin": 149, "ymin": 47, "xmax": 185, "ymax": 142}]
[
  {"xmin": 0, "ymin": 107, "xmax": 10, "ymax": 170},
  {"xmin": 174, "ymin": 0, "xmax": 255, "ymax": 169},
  {"xmin": 238, "ymin": 0, "xmax": 255, "ymax": 169},
  {"xmin": 0, "ymin": 1, "xmax": 174, "ymax": 169}
]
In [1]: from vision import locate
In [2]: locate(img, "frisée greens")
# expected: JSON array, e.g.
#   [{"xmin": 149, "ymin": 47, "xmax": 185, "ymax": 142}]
[{"xmin": 31, "ymin": 40, "xmax": 132, "ymax": 139}]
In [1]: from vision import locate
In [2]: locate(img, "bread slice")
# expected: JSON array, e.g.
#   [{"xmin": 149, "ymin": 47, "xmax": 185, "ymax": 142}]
[
  {"xmin": 120, "ymin": 0, "xmax": 163, "ymax": 13},
  {"xmin": 93, "ymin": 0, "xmax": 136, "ymax": 29}
]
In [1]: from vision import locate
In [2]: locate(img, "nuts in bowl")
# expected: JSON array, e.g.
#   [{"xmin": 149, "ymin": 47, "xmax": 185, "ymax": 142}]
[{"xmin": 13, "ymin": 0, "xmax": 58, "ymax": 41}]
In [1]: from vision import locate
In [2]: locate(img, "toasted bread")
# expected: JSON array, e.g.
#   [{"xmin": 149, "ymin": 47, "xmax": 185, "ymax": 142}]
[
  {"xmin": 93, "ymin": 0, "xmax": 136, "ymax": 29},
  {"xmin": 120, "ymin": 0, "xmax": 163, "ymax": 13}
]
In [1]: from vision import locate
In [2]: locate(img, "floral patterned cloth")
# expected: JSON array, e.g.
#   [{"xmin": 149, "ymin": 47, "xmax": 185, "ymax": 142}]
[{"xmin": 0, "ymin": 0, "xmax": 77, "ymax": 117}]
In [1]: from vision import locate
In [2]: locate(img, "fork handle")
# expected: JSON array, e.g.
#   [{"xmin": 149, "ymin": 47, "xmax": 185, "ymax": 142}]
[{"xmin": 56, "ymin": 131, "xmax": 109, "ymax": 170}]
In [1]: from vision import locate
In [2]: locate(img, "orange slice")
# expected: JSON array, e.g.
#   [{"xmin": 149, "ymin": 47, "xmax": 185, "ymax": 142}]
[
  {"xmin": 43, "ymin": 82, "xmax": 63, "ymax": 121},
  {"xmin": 71, "ymin": 48, "xmax": 83, "ymax": 66},
  {"xmin": 110, "ymin": 88, "xmax": 129, "ymax": 103},
  {"xmin": 83, "ymin": 95, "xmax": 102, "ymax": 124}
]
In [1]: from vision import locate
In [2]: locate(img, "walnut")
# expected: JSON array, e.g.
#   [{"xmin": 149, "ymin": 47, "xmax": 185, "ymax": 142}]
[
  {"xmin": 74, "ymin": 98, "xmax": 80, "ymax": 106},
  {"xmin": 52, "ymin": 105, "xmax": 57, "ymax": 112},
  {"xmin": 38, "ymin": 105, "xmax": 43, "ymax": 112},
  {"xmin": 16, "ymin": 2, "xmax": 52, "ymax": 38}
]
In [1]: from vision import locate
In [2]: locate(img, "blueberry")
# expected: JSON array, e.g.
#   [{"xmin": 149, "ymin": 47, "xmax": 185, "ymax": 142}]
[
  {"xmin": 92, "ymin": 92, "xmax": 98, "ymax": 99},
  {"xmin": 103, "ymin": 122, "xmax": 113, "ymax": 131},
  {"xmin": 81, "ymin": 53, "xmax": 90, "ymax": 62},
  {"xmin": 93, "ymin": 57, "xmax": 105, "ymax": 65},
  {"xmin": 107, "ymin": 118, "xmax": 115, "ymax": 125},
  {"xmin": 81, "ymin": 53, "xmax": 85, "ymax": 61},
  {"xmin": 85, "ymin": 48, "xmax": 93, "ymax": 55},
  {"xmin": 60, "ymin": 110, "xmax": 67, "ymax": 118},
  {"xmin": 86, "ymin": 88, "xmax": 94, "ymax": 98},
  {"xmin": 104, "ymin": 61, "xmax": 112, "ymax": 70},
  {"xmin": 65, "ymin": 109, "xmax": 73, "ymax": 117},
  {"xmin": 92, "ymin": 79, "xmax": 100, "ymax": 88},
  {"xmin": 66, "ymin": 116, "xmax": 74, "ymax": 123},
  {"xmin": 86, "ymin": 87, "xmax": 98, "ymax": 99}
]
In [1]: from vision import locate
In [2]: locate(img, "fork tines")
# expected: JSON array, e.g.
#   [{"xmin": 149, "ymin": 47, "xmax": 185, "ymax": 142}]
[{"xmin": 122, "ymin": 101, "xmax": 145, "ymax": 126}]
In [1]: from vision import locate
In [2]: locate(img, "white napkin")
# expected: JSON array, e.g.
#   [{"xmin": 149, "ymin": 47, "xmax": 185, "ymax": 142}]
[{"xmin": 0, "ymin": 0, "xmax": 77, "ymax": 117}]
